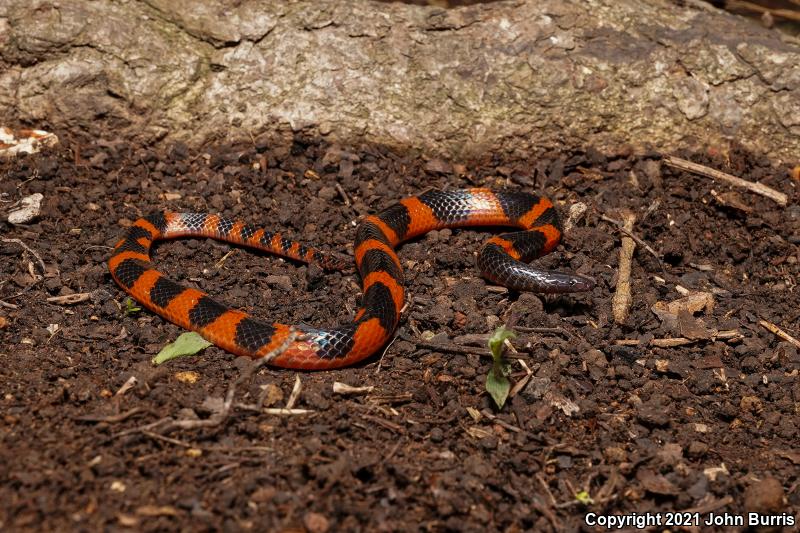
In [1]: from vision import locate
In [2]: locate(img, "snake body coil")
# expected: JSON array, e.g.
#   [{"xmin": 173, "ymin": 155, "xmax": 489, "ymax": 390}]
[{"xmin": 109, "ymin": 188, "xmax": 594, "ymax": 369}]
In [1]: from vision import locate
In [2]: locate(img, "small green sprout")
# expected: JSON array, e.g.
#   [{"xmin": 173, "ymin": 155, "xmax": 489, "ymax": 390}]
[
  {"xmin": 152, "ymin": 332, "xmax": 212, "ymax": 365},
  {"xmin": 486, "ymin": 325, "xmax": 516, "ymax": 409},
  {"xmin": 124, "ymin": 297, "xmax": 142, "ymax": 315},
  {"xmin": 575, "ymin": 490, "xmax": 594, "ymax": 505}
]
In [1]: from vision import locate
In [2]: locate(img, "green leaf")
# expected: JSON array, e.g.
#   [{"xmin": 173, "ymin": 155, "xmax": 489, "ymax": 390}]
[
  {"xmin": 487, "ymin": 325, "xmax": 516, "ymax": 363},
  {"xmin": 575, "ymin": 490, "xmax": 594, "ymax": 505},
  {"xmin": 124, "ymin": 297, "xmax": 142, "ymax": 316},
  {"xmin": 152, "ymin": 332, "xmax": 212, "ymax": 365},
  {"xmin": 485, "ymin": 325, "xmax": 517, "ymax": 409},
  {"xmin": 486, "ymin": 369, "xmax": 511, "ymax": 409},
  {"xmin": 484, "ymin": 325, "xmax": 520, "ymax": 409}
]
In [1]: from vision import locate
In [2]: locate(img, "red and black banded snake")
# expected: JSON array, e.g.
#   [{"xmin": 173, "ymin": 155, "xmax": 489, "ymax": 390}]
[{"xmin": 109, "ymin": 188, "xmax": 594, "ymax": 370}]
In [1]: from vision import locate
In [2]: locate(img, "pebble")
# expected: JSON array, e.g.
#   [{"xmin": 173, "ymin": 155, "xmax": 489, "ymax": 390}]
[
  {"xmin": 176, "ymin": 408, "xmax": 198, "ymax": 420},
  {"xmin": 265, "ymin": 275, "xmax": 292, "ymax": 291},
  {"xmin": 604, "ymin": 446, "xmax": 627, "ymax": 463},
  {"xmin": 249, "ymin": 486, "xmax": 276, "ymax": 503},
  {"xmin": 303, "ymin": 512, "xmax": 330, "ymax": 533},
  {"xmin": 739, "ymin": 395, "xmax": 764, "ymax": 414},
  {"xmin": 743, "ymin": 477, "xmax": 785, "ymax": 513},
  {"xmin": 740, "ymin": 355, "xmax": 760, "ymax": 372},
  {"xmin": 304, "ymin": 388, "xmax": 330, "ymax": 410},
  {"xmin": 636, "ymin": 401, "xmax": 671, "ymax": 427},
  {"xmin": 429, "ymin": 331, "xmax": 449, "ymax": 344},
  {"xmin": 318, "ymin": 186, "xmax": 337, "ymax": 201},
  {"xmin": 686, "ymin": 440, "xmax": 709, "ymax": 458},
  {"xmin": 479, "ymin": 436, "xmax": 498, "ymax": 450},
  {"xmin": 521, "ymin": 376, "xmax": 551, "ymax": 400},
  {"xmin": 583, "ymin": 349, "xmax": 608, "ymax": 368},
  {"xmin": 687, "ymin": 476, "xmax": 708, "ymax": 500},
  {"xmin": 424, "ymin": 158, "xmax": 452, "ymax": 174}
]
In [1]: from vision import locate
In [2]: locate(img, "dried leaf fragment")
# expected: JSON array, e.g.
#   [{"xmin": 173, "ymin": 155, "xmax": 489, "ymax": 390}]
[{"xmin": 8, "ymin": 193, "xmax": 44, "ymax": 225}]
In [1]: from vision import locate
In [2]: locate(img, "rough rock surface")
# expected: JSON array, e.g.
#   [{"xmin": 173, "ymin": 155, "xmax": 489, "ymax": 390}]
[{"xmin": 1, "ymin": 0, "xmax": 799, "ymax": 161}]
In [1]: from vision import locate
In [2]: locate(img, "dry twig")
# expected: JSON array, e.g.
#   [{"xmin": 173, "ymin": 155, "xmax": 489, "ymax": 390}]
[
  {"xmin": 2, "ymin": 237, "xmax": 47, "ymax": 274},
  {"xmin": 600, "ymin": 213, "xmax": 665, "ymax": 274},
  {"xmin": 664, "ymin": 155, "xmax": 788, "ymax": 206},
  {"xmin": 262, "ymin": 408, "xmax": 313, "ymax": 415},
  {"xmin": 214, "ymin": 249, "xmax": 236, "ymax": 269},
  {"xmin": 75, "ymin": 407, "xmax": 144, "ymax": 424},
  {"xmin": 611, "ymin": 210, "xmax": 636, "ymax": 324},
  {"xmin": 614, "ymin": 330, "xmax": 742, "ymax": 347},
  {"xmin": 398, "ymin": 333, "xmax": 492, "ymax": 357},
  {"xmin": 759, "ymin": 319, "xmax": 800, "ymax": 349},
  {"xmin": 47, "ymin": 293, "xmax": 91, "ymax": 305},
  {"xmin": 359, "ymin": 413, "xmax": 404, "ymax": 433},
  {"xmin": 0, "ymin": 299, "xmax": 19, "ymax": 310},
  {"xmin": 375, "ymin": 329, "xmax": 399, "ymax": 373},
  {"xmin": 116, "ymin": 330, "xmax": 299, "ymax": 439},
  {"xmin": 285, "ymin": 374, "xmax": 303, "ymax": 410},
  {"xmin": 333, "ymin": 381, "xmax": 375, "ymax": 395},
  {"xmin": 335, "ymin": 182, "xmax": 351, "ymax": 206}
]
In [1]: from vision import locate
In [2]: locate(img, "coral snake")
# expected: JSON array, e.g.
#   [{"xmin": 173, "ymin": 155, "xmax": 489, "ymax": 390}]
[{"xmin": 109, "ymin": 188, "xmax": 594, "ymax": 370}]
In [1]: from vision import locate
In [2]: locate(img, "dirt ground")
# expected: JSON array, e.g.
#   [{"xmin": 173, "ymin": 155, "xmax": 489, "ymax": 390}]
[{"xmin": 1, "ymin": 127, "xmax": 798, "ymax": 532}]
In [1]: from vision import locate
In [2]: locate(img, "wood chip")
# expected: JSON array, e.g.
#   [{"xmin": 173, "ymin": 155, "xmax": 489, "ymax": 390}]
[
  {"xmin": 47, "ymin": 293, "xmax": 91, "ymax": 305},
  {"xmin": 332, "ymin": 382, "xmax": 374, "ymax": 395},
  {"xmin": 115, "ymin": 376, "xmax": 137, "ymax": 396},
  {"xmin": 174, "ymin": 371, "xmax": 200, "ymax": 384},
  {"xmin": 465, "ymin": 426, "xmax": 493, "ymax": 439},
  {"xmin": 136, "ymin": 505, "xmax": 179, "ymax": 517}
]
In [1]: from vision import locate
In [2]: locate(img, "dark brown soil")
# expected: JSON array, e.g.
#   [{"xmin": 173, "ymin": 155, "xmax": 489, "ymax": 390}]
[{"xmin": 1, "ymin": 130, "xmax": 798, "ymax": 532}]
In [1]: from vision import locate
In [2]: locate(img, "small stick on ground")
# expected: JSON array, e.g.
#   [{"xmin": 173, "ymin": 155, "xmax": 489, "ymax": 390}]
[
  {"xmin": 479, "ymin": 408, "xmax": 523, "ymax": 433},
  {"xmin": 261, "ymin": 408, "xmax": 314, "ymax": 415},
  {"xmin": 398, "ymin": 333, "xmax": 489, "ymax": 356},
  {"xmin": 169, "ymin": 331, "xmax": 299, "ymax": 431},
  {"xmin": 75, "ymin": 407, "xmax": 144, "ymax": 424},
  {"xmin": 214, "ymin": 249, "xmax": 236, "ymax": 269},
  {"xmin": 611, "ymin": 210, "xmax": 636, "ymax": 324},
  {"xmin": 333, "ymin": 382, "xmax": 375, "ymax": 395},
  {"xmin": 284, "ymin": 375, "xmax": 303, "ymax": 410},
  {"xmin": 535, "ymin": 473, "xmax": 560, "ymax": 508},
  {"xmin": 614, "ymin": 330, "xmax": 742, "ymax": 347},
  {"xmin": 2, "ymin": 238, "xmax": 47, "ymax": 275},
  {"xmin": 141, "ymin": 430, "xmax": 196, "ymax": 448},
  {"xmin": 359, "ymin": 413, "xmax": 404, "ymax": 433},
  {"xmin": 0, "ymin": 299, "xmax": 19, "ymax": 310},
  {"xmin": 398, "ymin": 332, "xmax": 530, "ymax": 359},
  {"xmin": 759, "ymin": 319, "xmax": 800, "ymax": 349},
  {"xmin": 663, "ymin": 155, "xmax": 788, "ymax": 207},
  {"xmin": 47, "ymin": 293, "xmax": 91, "ymax": 305},
  {"xmin": 375, "ymin": 330, "xmax": 399, "ymax": 373},
  {"xmin": 115, "ymin": 376, "xmax": 138, "ymax": 396},
  {"xmin": 335, "ymin": 182, "xmax": 351, "ymax": 206},
  {"xmin": 600, "ymin": 213, "xmax": 665, "ymax": 274},
  {"xmin": 117, "ymin": 330, "xmax": 299, "ymax": 438}
]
